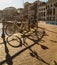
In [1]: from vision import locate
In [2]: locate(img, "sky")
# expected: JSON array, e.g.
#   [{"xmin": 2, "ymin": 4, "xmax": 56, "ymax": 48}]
[{"xmin": 0, "ymin": 0, "xmax": 48, "ymax": 10}]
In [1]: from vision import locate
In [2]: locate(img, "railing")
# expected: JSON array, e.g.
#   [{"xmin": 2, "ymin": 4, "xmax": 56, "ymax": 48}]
[{"xmin": 46, "ymin": 21, "xmax": 57, "ymax": 25}]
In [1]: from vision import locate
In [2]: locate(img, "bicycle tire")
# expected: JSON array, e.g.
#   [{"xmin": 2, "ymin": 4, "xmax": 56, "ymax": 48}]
[
  {"xmin": 5, "ymin": 23, "xmax": 22, "ymax": 36},
  {"xmin": 7, "ymin": 35, "xmax": 22, "ymax": 48}
]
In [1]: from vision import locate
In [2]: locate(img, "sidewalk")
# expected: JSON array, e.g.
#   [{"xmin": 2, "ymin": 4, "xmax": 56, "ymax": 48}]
[{"xmin": 0, "ymin": 22, "xmax": 57, "ymax": 65}]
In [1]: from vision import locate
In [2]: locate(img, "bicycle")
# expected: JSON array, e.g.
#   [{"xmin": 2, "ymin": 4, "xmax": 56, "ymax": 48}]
[
  {"xmin": 4, "ymin": 21, "xmax": 29, "ymax": 47},
  {"xmin": 5, "ymin": 21, "xmax": 24, "ymax": 36},
  {"xmin": 0, "ymin": 19, "xmax": 45, "ymax": 48}
]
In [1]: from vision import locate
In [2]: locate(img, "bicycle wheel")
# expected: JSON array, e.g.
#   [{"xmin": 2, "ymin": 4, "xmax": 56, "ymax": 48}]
[
  {"xmin": 5, "ymin": 23, "xmax": 19, "ymax": 36},
  {"xmin": 7, "ymin": 35, "xmax": 22, "ymax": 48}
]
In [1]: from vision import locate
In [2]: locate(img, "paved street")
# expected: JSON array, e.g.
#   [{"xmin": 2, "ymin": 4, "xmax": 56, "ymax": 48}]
[{"xmin": 0, "ymin": 22, "xmax": 57, "ymax": 65}]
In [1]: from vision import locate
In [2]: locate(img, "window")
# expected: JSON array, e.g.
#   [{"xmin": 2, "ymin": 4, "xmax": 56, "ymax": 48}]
[
  {"xmin": 47, "ymin": 5, "xmax": 49, "ymax": 8},
  {"xmin": 53, "ymin": 8, "xmax": 55, "ymax": 15},
  {"xmin": 46, "ymin": 5, "xmax": 49, "ymax": 9},
  {"xmin": 44, "ymin": 8, "xmax": 45, "ymax": 10},
  {"xmin": 53, "ymin": 17, "xmax": 55, "ymax": 21},
  {"xmin": 51, "ymin": 4, "xmax": 52, "ymax": 7},
  {"xmin": 46, "ymin": 6, "xmax": 47, "ymax": 9},
  {"xmin": 47, "ymin": 17, "xmax": 49, "ymax": 20},
  {"xmin": 47, "ymin": 9, "xmax": 52, "ymax": 15},
  {"xmin": 54, "ymin": 2, "xmax": 57, "ymax": 7},
  {"xmin": 44, "ymin": 12, "xmax": 45, "ymax": 16},
  {"xmin": 50, "ymin": 17, "xmax": 51, "ymax": 21}
]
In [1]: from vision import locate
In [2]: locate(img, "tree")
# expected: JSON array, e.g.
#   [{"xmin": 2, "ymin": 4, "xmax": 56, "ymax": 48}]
[{"xmin": 3, "ymin": 7, "xmax": 19, "ymax": 21}]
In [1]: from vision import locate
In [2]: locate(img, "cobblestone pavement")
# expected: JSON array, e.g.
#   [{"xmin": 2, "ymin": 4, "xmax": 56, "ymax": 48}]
[{"xmin": 0, "ymin": 23, "xmax": 57, "ymax": 65}]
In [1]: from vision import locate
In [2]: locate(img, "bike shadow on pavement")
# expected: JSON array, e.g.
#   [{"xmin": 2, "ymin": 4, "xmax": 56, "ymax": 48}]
[
  {"xmin": 21, "ymin": 31, "xmax": 49, "ymax": 65},
  {"xmin": 23, "ymin": 41, "xmax": 49, "ymax": 65},
  {"xmin": 45, "ymin": 28, "xmax": 57, "ymax": 34},
  {"xmin": 6, "ymin": 35, "xmax": 23, "ymax": 48},
  {"xmin": 0, "ymin": 28, "xmax": 49, "ymax": 65},
  {"xmin": 50, "ymin": 40, "xmax": 57, "ymax": 43},
  {"xmin": 0, "ymin": 30, "xmax": 13, "ymax": 65}
]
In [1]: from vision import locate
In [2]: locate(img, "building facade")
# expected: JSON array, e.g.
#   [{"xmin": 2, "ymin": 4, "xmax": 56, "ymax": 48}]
[
  {"xmin": 38, "ymin": 3, "xmax": 46, "ymax": 21},
  {"xmin": 23, "ymin": 0, "xmax": 57, "ymax": 22},
  {"xmin": 24, "ymin": 2, "xmax": 31, "ymax": 21},
  {"xmin": 46, "ymin": 0, "xmax": 57, "ymax": 21},
  {"xmin": 28, "ymin": 1, "xmax": 43, "ymax": 22}
]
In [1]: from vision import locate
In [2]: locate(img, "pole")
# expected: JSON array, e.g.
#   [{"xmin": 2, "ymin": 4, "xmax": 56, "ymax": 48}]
[
  {"xmin": 1, "ymin": 18, "xmax": 5, "ymax": 39},
  {"xmin": 37, "ymin": 0, "xmax": 39, "ymax": 28}
]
